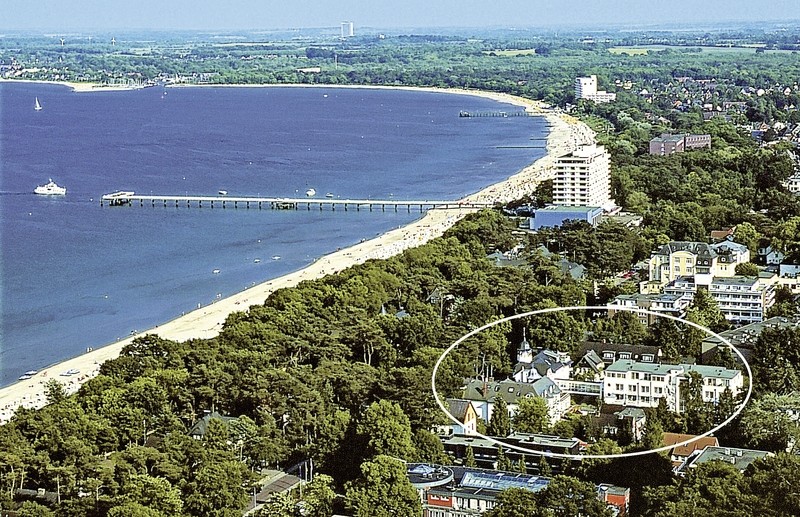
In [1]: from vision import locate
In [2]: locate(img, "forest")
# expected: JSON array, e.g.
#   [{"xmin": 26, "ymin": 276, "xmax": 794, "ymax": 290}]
[{"xmin": 2, "ymin": 24, "xmax": 800, "ymax": 516}]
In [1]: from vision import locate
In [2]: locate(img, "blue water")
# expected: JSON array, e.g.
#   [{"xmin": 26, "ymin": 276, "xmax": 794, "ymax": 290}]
[{"xmin": 0, "ymin": 83, "xmax": 547, "ymax": 385}]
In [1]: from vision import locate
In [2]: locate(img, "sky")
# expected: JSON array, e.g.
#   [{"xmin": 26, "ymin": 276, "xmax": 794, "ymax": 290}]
[{"xmin": 2, "ymin": 0, "xmax": 797, "ymax": 31}]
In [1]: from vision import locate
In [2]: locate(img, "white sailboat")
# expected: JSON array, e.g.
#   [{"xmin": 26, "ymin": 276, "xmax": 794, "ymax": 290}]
[{"xmin": 34, "ymin": 97, "xmax": 43, "ymax": 111}]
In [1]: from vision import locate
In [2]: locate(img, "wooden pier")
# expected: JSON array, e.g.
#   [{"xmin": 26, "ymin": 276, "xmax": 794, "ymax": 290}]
[
  {"xmin": 459, "ymin": 110, "xmax": 534, "ymax": 118},
  {"xmin": 100, "ymin": 191, "xmax": 496, "ymax": 212}
]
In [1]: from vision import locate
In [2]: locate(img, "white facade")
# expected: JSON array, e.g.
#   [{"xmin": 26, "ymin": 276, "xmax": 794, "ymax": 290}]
[
  {"xmin": 575, "ymin": 75, "xmax": 616, "ymax": 103},
  {"xmin": 664, "ymin": 275, "xmax": 777, "ymax": 324},
  {"xmin": 602, "ymin": 360, "xmax": 743, "ymax": 412},
  {"xmin": 552, "ymin": 144, "xmax": 612, "ymax": 209},
  {"xmin": 607, "ymin": 292, "xmax": 693, "ymax": 325},
  {"xmin": 341, "ymin": 21, "xmax": 354, "ymax": 38},
  {"xmin": 783, "ymin": 172, "xmax": 800, "ymax": 194},
  {"xmin": 463, "ymin": 379, "xmax": 571, "ymax": 427}
]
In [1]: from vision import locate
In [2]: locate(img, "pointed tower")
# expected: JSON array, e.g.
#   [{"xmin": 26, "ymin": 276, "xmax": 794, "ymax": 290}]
[{"xmin": 516, "ymin": 328, "xmax": 533, "ymax": 364}]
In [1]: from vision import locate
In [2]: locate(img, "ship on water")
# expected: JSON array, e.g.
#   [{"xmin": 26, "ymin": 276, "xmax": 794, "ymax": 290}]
[{"xmin": 34, "ymin": 179, "xmax": 66, "ymax": 195}]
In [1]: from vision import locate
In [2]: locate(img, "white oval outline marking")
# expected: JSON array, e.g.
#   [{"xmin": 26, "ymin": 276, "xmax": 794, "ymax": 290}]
[{"xmin": 431, "ymin": 305, "xmax": 753, "ymax": 459}]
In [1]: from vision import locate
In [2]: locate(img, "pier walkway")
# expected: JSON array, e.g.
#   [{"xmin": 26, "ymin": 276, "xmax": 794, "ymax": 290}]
[
  {"xmin": 459, "ymin": 110, "xmax": 535, "ymax": 118},
  {"xmin": 100, "ymin": 191, "xmax": 496, "ymax": 212}
]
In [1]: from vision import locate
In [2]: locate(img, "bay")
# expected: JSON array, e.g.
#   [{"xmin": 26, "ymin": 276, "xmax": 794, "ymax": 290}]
[{"xmin": 0, "ymin": 83, "xmax": 547, "ymax": 385}]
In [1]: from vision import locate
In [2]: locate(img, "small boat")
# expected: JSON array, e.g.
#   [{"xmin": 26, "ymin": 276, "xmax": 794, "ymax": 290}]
[
  {"xmin": 253, "ymin": 258, "xmax": 261, "ymax": 263},
  {"xmin": 305, "ymin": 188, "xmax": 316, "ymax": 197},
  {"xmin": 34, "ymin": 179, "xmax": 66, "ymax": 195},
  {"xmin": 212, "ymin": 269, "xmax": 221, "ymax": 274},
  {"xmin": 18, "ymin": 374, "xmax": 32, "ymax": 381},
  {"xmin": 271, "ymin": 255, "xmax": 281, "ymax": 260},
  {"xmin": 325, "ymin": 192, "xmax": 334, "ymax": 198},
  {"xmin": 24, "ymin": 370, "xmax": 38, "ymax": 376},
  {"xmin": 218, "ymin": 190, "xmax": 228, "ymax": 196},
  {"xmin": 34, "ymin": 97, "xmax": 42, "ymax": 111}
]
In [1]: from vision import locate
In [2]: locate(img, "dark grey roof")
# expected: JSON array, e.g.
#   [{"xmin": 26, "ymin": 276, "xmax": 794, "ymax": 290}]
[
  {"xmin": 446, "ymin": 398, "xmax": 474, "ymax": 422},
  {"xmin": 188, "ymin": 411, "xmax": 239, "ymax": 438},
  {"xmin": 655, "ymin": 241, "xmax": 717, "ymax": 259},
  {"xmin": 576, "ymin": 350, "xmax": 604, "ymax": 372},
  {"xmin": 463, "ymin": 378, "xmax": 562, "ymax": 405},
  {"xmin": 577, "ymin": 341, "xmax": 661, "ymax": 362}
]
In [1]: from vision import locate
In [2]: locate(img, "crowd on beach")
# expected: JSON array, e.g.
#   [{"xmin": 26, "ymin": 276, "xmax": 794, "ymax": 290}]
[{"xmin": 0, "ymin": 94, "xmax": 594, "ymax": 425}]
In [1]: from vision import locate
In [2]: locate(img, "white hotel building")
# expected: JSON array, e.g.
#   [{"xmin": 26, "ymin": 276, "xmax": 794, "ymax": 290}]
[
  {"xmin": 575, "ymin": 75, "xmax": 617, "ymax": 103},
  {"xmin": 552, "ymin": 144, "xmax": 614, "ymax": 210},
  {"xmin": 603, "ymin": 360, "xmax": 743, "ymax": 412}
]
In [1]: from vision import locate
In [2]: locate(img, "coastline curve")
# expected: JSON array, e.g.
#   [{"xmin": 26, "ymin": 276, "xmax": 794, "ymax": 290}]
[{"xmin": 431, "ymin": 305, "xmax": 753, "ymax": 460}]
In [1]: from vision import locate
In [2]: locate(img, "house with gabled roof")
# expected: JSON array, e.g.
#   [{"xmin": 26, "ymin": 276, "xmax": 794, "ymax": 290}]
[
  {"xmin": 675, "ymin": 446, "xmax": 773, "ymax": 476},
  {"xmin": 662, "ymin": 432, "xmax": 720, "ymax": 469},
  {"xmin": 188, "ymin": 411, "xmax": 239, "ymax": 440},
  {"xmin": 462, "ymin": 378, "xmax": 571, "ymax": 426},
  {"xmin": 442, "ymin": 398, "xmax": 479, "ymax": 436}
]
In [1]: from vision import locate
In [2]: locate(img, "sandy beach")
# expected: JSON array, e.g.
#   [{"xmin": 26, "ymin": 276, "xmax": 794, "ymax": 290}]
[
  {"xmin": 0, "ymin": 77, "xmax": 151, "ymax": 93},
  {"xmin": 0, "ymin": 85, "xmax": 595, "ymax": 424}
]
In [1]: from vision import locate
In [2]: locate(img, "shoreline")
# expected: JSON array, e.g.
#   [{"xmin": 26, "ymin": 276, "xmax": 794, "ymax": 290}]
[
  {"xmin": 0, "ymin": 84, "xmax": 594, "ymax": 424},
  {"xmin": 0, "ymin": 77, "xmax": 150, "ymax": 92}
]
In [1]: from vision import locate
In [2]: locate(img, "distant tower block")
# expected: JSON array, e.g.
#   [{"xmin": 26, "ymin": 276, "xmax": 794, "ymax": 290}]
[{"xmin": 341, "ymin": 21, "xmax": 354, "ymax": 38}]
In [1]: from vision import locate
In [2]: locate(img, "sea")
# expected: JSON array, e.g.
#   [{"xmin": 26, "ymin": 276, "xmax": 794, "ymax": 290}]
[{"xmin": 0, "ymin": 82, "xmax": 548, "ymax": 386}]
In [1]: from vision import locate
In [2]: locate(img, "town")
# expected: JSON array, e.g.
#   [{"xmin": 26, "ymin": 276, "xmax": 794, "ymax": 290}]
[{"xmin": 2, "ymin": 17, "xmax": 800, "ymax": 517}]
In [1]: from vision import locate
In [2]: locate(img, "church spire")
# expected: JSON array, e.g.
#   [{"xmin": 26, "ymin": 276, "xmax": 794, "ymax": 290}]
[{"xmin": 516, "ymin": 328, "xmax": 532, "ymax": 363}]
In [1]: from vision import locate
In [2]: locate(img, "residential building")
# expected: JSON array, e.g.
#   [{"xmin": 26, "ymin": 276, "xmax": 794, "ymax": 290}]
[
  {"xmin": 602, "ymin": 360, "xmax": 743, "ymax": 412},
  {"xmin": 701, "ymin": 315, "xmax": 800, "ymax": 363},
  {"xmin": 462, "ymin": 378, "xmax": 571, "ymax": 426},
  {"xmin": 614, "ymin": 407, "xmax": 647, "ymax": 442},
  {"xmin": 188, "ymin": 411, "xmax": 239, "ymax": 440},
  {"xmin": 709, "ymin": 226, "xmax": 736, "ymax": 243},
  {"xmin": 575, "ymin": 341, "xmax": 662, "ymax": 366},
  {"xmin": 407, "ymin": 464, "xmax": 630, "ymax": 517},
  {"xmin": 597, "ymin": 484, "xmax": 631, "ymax": 516},
  {"xmin": 513, "ymin": 346, "xmax": 573, "ymax": 383},
  {"xmin": 575, "ymin": 75, "xmax": 617, "ymax": 103},
  {"xmin": 779, "ymin": 252, "xmax": 800, "ymax": 278},
  {"xmin": 664, "ymin": 273, "xmax": 777, "ymax": 324},
  {"xmin": 662, "ymin": 432, "xmax": 720, "ymax": 469},
  {"xmin": 756, "ymin": 239, "xmax": 784, "ymax": 265},
  {"xmin": 552, "ymin": 144, "xmax": 613, "ymax": 209},
  {"xmin": 443, "ymin": 399, "xmax": 480, "ymax": 436},
  {"xmin": 782, "ymin": 171, "xmax": 800, "ymax": 194},
  {"xmin": 642, "ymin": 241, "xmax": 750, "ymax": 292},
  {"xmin": 675, "ymin": 446, "xmax": 773, "ymax": 476},
  {"xmin": 607, "ymin": 292, "xmax": 692, "ymax": 325},
  {"xmin": 661, "ymin": 132, "xmax": 699, "ymax": 154},
  {"xmin": 649, "ymin": 133, "xmax": 686, "ymax": 155},
  {"xmin": 573, "ymin": 350, "xmax": 605, "ymax": 381}
]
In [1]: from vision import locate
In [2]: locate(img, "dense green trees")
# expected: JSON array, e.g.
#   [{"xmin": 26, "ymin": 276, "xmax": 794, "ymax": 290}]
[
  {"xmin": 641, "ymin": 454, "xmax": 800, "ymax": 516},
  {"xmin": 344, "ymin": 455, "xmax": 422, "ymax": 517},
  {"xmin": 511, "ymin": 397, "xmax": 550, "ymax": 434},
  {"xmin": 486, "ymin": 476, "xmax": 613, "ymax": 517}
]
